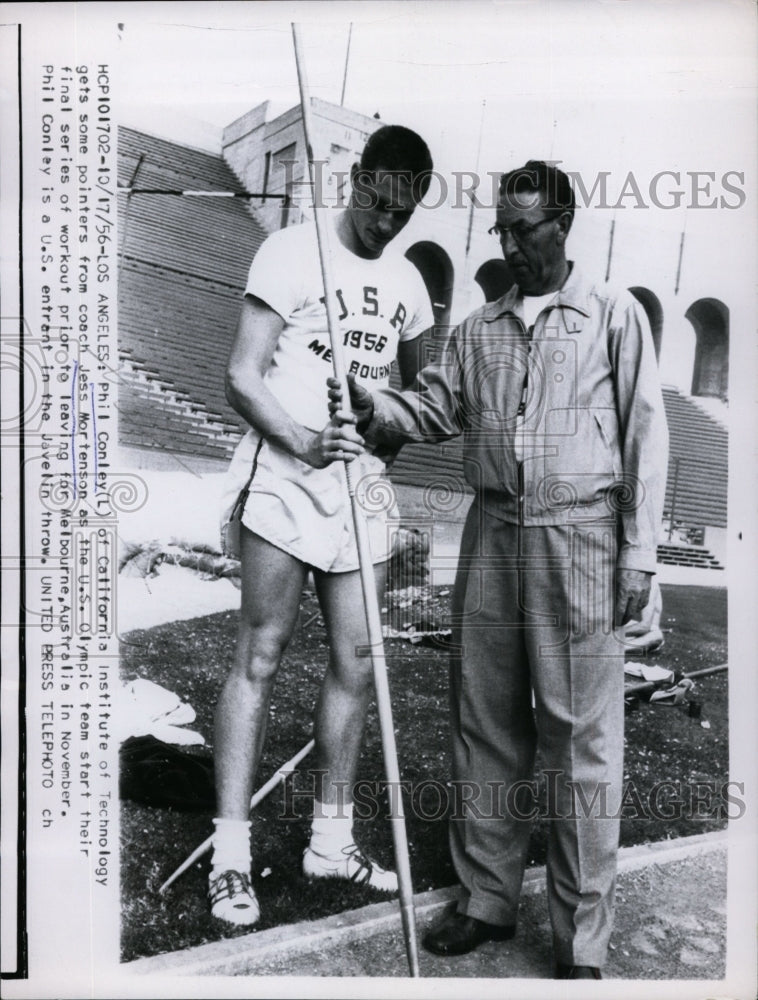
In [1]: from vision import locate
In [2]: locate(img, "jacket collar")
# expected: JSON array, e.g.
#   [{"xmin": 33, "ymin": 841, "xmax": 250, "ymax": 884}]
[{"xmin": 482, "ymin": 262, "xmax": 592, "ymax": 325}]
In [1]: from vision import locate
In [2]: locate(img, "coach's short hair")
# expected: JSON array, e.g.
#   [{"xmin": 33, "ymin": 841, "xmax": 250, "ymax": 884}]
[
  {"xmin": 499, "ymin": 160, "xmax": 576, "ymax": 220},
  {"xmin": 359, "ymin": 125, "xmax": 434, "ymax": 198}
]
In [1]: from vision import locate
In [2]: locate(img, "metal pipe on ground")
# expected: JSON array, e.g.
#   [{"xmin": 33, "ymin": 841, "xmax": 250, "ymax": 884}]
[
  {"xmin": 624, "ymin": 662, "xmax": 727, "ymax": 698},
  {"xmin": 158, "ymin": 739, "xmax": 315, "ymax": 896}
]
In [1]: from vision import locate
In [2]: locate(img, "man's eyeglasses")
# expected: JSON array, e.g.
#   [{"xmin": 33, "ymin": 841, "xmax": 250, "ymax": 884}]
[{"xmin": 488, "ymin": 216, "xmax": 557, "ymax": 245}]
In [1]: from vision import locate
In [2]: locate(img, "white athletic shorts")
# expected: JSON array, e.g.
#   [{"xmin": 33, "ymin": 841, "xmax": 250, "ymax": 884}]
[{"xmin": 220, "ymin": 429, "xmax": 398, "ymax": 573}]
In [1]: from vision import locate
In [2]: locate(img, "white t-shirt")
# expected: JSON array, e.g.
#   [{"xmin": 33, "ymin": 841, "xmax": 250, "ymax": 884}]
[
  {"xmin": 521, "ymin": 291, "xmax": 557, "ymax": 333},
  {"xmin": 246, "ymin": 218, "xmax": 434, "ymax": 430}
]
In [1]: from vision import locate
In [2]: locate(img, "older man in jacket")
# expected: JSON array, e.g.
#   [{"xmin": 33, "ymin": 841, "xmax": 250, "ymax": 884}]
[{"xmin": 331, "ymin": 160, "xmax": 669, "ymax": 979}]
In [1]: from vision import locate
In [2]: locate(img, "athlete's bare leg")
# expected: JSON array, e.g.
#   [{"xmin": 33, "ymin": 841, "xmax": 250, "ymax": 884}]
[
  {"xmin": 214, "ymin": 526, "xmax": 308, "ymax": 819},
  {"xmin": 311, "ymin": 561, "xmax": 387, "ymax": 807}
]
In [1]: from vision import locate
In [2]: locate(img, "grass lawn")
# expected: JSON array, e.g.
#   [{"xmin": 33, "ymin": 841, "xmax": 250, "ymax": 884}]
[{"xmin": 120, "ymin": 582, "xmax": 728, "ymax": 962}]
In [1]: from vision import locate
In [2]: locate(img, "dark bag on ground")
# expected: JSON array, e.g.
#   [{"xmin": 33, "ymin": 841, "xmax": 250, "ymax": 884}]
[{"xmin": 119, "ymin": 735, "xmax": 215, "ymax": 810}]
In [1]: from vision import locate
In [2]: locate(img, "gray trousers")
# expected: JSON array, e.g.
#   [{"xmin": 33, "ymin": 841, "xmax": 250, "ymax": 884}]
[{"xmin": 449, "ymin": 502, "xmax": 625, "ymax": 967}]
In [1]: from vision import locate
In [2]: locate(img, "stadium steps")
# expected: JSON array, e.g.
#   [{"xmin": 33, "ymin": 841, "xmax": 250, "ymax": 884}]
[
  {"xmin": 655, "ymin": 544, "xmax": 725, "ymax": 570},
  {"xmin": 118, "ymin": 258, "xmax": 247, "ymax": 431},
  {"xmin": 662, "ymin": 387, "xmax": 727, "ymax": 531},
  {"xmin": 682, "ymin": 393, "xmax": 728, "ymax": 429},
  {"xmin": 118, "ymin": 355, "xmax": 241, "ymax": 461}
]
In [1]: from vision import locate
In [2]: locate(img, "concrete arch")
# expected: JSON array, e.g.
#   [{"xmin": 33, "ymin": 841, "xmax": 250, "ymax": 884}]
[
  {"xmin": 475, "ymin": 258, "xmax": 514, "ymax": 303},
  {"xmin": 404, "ymin": 242, "xmax": 454, "ymax": 332},
  {"xmin": 629, "ymin": 286, "xmax": 663, "ymax": 360},
  {"xmin": 686, "ymin": 298, "xmax": 729, "ymax": 399}
]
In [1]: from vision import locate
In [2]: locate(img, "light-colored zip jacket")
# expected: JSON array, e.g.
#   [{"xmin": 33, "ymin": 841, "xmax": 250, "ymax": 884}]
[{"xmin": 368, "ymin": 263, "xmax": 669, "ymax": 573}]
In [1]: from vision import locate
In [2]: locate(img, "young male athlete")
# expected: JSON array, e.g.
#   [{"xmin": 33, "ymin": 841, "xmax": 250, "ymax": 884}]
[{"xmin": 210, "ymin": 126, "xmax": 434, "ymax": 924}]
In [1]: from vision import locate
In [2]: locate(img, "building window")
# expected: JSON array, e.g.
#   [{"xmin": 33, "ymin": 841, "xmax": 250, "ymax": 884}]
[
  {"xmin": 475, "ymin": 259, "xmax": 514, "ymax": 303},
  {"xmin": 629, "ymin": 286, "xmax": 663, "ymax": 361},
  {"xmin": 269, "ymin": 142, "xmax": 298, "ymax": 192},
  {"xmin": 686, "ymin": 298, "xmax": 729, "ymax": 400},
  {"xmin": 405, "ymin": 242, "xmax": 454, "ymax": 332}
]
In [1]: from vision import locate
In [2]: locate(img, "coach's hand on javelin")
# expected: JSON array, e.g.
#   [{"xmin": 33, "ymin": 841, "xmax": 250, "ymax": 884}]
[{"xmin": 327, "ymin": 375, "xmax": 375, "ymax": 433}]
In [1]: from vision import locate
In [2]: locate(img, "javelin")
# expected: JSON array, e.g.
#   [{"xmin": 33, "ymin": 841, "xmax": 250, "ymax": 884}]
[
  {"xmin": 158, "ymin": 739, "xmax": 315, "ymax": 895},
  {"xmin": 291, "ymin": 23, "xmax": 420, "ymax": 978}
]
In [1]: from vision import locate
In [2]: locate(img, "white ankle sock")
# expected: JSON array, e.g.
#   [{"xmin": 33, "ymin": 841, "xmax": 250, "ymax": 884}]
[
  {"xmin": 309, "ymin": 800, "xmax": 354, "ymax": 859},
  {"xmin": 211, "ymin": 818, "xmax": 252, "ymax": 877}
]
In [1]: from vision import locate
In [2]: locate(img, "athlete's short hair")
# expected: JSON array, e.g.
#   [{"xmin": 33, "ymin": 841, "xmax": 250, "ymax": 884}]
[
  {"xmin": 499, "ymin": 160, "xmax": 576, "ymax": 221},
  {"xmin": 358, "ymin": 125, "xmax": 434, "ymax": 198}
]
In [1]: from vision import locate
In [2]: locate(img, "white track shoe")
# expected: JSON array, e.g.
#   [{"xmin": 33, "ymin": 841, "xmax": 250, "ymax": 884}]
[
  {"xmin": 303, "ymin": 844, "xmax": 398, "ymax": 893},
  {"xmin": 208, "ymin": 870, "xmax": 260, "ymax": 926}
]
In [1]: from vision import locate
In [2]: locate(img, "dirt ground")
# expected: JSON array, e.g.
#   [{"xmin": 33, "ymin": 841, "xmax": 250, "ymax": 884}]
[
  {"xmin": 127, "ymin": 837, "xmax": 731, "ymax": 986},
  {"xmin": 226, "ymin": 851, "xmax": 727, "ymax": 980}
]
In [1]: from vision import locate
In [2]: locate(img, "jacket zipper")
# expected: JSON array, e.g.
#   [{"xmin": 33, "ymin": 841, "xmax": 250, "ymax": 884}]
[{"xmin": 516, "ymin": 321, "xmax": 533, "ymax": 523}]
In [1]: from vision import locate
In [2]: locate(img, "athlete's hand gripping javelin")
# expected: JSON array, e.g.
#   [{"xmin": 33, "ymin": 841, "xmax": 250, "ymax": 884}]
[
  {"xmin": 308, "ymin": 412, "xmax": 365, "ymax": 468},
  {"xmin": 226, "ymin": 295, "xmax": 367, "ymax": 471}
]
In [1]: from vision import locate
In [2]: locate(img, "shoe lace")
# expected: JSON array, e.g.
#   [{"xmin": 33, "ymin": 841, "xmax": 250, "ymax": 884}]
[
  {"xmin": 340, "ymin": 844, "xmax": 388, "ymax": 884},
  {"xmin": 209, "ymin": 869, "xmax": 255, "ymax": 906}
]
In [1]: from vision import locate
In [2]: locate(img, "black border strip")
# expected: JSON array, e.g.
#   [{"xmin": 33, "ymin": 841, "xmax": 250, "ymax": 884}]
[{"xmin": 2, "ymin": 20, "xmax": 29, "ymax": 982}]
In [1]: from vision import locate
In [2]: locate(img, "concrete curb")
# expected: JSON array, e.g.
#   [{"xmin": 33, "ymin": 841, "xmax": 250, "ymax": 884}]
[{"xmin": 125, "ymin": 829, "xmax": 728, "ymax": 977}]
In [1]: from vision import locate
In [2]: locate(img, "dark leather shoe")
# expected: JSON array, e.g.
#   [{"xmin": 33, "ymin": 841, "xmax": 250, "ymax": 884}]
[
  {"xmin": 555, "ymin": 963, "xmax": 603, "ymax": 979},
  {"xmin": 423, "ymin": 909, "xmax": 516, "ymax": 956}
]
